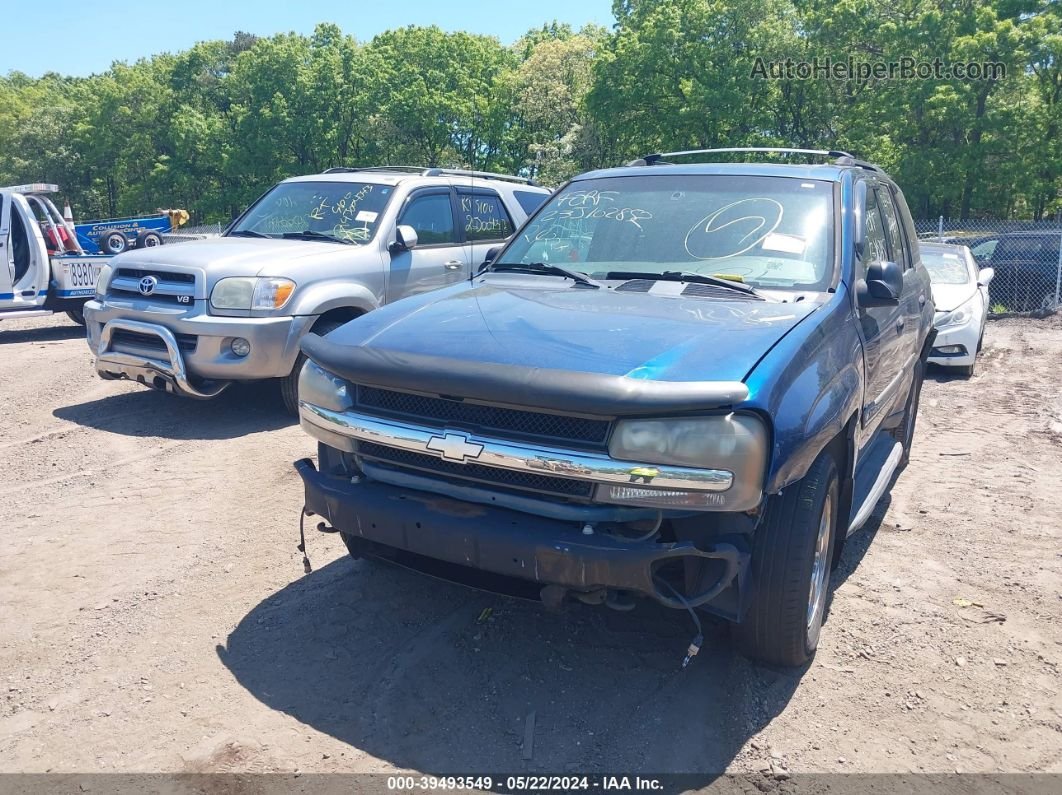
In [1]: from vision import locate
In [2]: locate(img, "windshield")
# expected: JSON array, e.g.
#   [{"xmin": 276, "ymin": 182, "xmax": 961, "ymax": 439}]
[
  {"xmin": 501, "ymin": 174, "xmax": 836, "ymax": 291},
  {"xmin": 229, "ymin": 180, "xmax": 394, "ymax": 244},
  {"xmin": 921, "ymin": 250, "xmax": 972, "ymax": 285}
]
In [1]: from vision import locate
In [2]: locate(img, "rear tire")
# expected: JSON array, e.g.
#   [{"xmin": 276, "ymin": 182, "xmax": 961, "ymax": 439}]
[
  {"xmin": 98, "ymin": 230, "xmax": 128, "ymax": 255},
  {"xmin": 734, "ymin": 451, "xmax": 839, "ymax": 667},
  {"xmin": 135, "ymin": 230, "xmax": 163, "ymax": 248},
  {"xmin": 280, "ymin": 319, "xmax": 345, "ymax": 415},
  {"xmin": 891, "ymin": 360, "xmax": 924, "ymax": 470}
]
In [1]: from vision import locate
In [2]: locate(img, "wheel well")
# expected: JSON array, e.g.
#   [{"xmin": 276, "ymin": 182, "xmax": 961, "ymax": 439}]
[{"xmin": 313, "ymin": 307, "xmax": 363, "ymax": 332}]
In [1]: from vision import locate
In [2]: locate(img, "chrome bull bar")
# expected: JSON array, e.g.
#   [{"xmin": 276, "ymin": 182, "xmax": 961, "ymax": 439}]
[{"xmin": 95, "ymin": 318, "xmax": 228, "ymax": 399}]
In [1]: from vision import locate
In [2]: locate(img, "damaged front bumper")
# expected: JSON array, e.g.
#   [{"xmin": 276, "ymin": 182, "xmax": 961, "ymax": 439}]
[{"xmin": 295, "ymin": 458, "xmax": 749, "ymax": 613}]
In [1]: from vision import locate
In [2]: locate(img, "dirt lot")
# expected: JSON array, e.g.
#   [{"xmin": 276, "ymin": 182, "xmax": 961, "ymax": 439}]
[{"xmin": 0, "ymin": 314, "xmax": 1060, "ymax": 779}]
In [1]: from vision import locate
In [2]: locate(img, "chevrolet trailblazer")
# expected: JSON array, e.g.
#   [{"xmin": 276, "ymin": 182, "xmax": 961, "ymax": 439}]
[{"xmin": 294, "ymin": 149, "xmax": 935, "ymax": 666}]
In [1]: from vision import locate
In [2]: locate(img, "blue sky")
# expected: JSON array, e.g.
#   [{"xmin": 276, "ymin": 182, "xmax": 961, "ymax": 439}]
[{"xmin": 3, "ymin": 0, "xmax": 617, "ymax": 77}]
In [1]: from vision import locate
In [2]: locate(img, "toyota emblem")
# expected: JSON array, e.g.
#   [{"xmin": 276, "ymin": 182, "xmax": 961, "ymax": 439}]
[{"xmin": 138, "ymin": 275, "xmax": 158, "ymax": 296}]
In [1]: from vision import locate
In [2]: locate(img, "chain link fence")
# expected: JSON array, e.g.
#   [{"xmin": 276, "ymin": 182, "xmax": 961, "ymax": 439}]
[
  {"xmin": 916, "ymin": 217, "xmax": 1062, "ymax": 315},
  {"xmin": 162, "ymin": 222, "xmax": 225, "ymax": 245}
]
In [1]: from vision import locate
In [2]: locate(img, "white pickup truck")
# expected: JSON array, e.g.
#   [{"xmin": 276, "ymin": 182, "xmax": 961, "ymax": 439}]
[{"xmin": 0, "ymin": 183, "xmax": 112, "ymax": 325}]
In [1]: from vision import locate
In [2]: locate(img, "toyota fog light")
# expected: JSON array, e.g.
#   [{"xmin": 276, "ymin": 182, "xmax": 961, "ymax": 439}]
[{"xmin": 230, "ymin": 338, "xmax": 251, "ymax": 357}]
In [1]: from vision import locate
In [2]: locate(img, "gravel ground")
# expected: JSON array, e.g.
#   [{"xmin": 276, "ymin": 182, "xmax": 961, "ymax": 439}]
[{"xmin": 0, "ymin": 313, "xmax": 1059, "ymax": 780}]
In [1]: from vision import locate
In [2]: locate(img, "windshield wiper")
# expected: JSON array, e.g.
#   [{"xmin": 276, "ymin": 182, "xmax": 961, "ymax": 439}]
[
  {"xmin": 228, "ymin": 229, "xmax": 269, "ymax": 239},
  {"xmin": 604, "ymin": 270, "xmax": 763, "ymax": 299},
  {"xmin": 281, "ymin": 230, "xmax": 355, "ymax": 245},
  {"xmin": 490, "ymin": 261, "xmax": 601, "ymax": 289}
]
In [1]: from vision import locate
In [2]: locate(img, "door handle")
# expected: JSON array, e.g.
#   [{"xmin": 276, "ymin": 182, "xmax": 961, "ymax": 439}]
[{"xmin": 443, "ymin": 260, "xmax": 463, "ymax": 270}]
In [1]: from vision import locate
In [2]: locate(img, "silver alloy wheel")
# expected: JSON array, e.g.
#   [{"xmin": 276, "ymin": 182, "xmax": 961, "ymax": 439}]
[{"xmin": 806, "ymin": 493, "xmax": 832, "ymax": 648}]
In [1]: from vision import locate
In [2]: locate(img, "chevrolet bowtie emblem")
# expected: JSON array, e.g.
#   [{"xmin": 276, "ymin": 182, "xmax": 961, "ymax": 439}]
[{"xmin": 425, "ymin": 432, "xmax": 484, "ymax": 463}]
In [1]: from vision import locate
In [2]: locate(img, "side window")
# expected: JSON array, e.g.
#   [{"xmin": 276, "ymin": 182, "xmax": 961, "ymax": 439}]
[
  {"xmin": 513, "ymin": 189, "xmax": 548, "ymax": 216},
  {"xmin": 877, "ymin": 187, "xmax": 909, "ymax": 269},
  {"xmin": 860, "ymin": 184, "xmax": 889, "ymax": 279},
  {"xmin": 458, "ymin": 190, "xmax": 514, "ymax": 242},
  {"xmin": 9, "ymin": 205, "xmax": 31, "ymax": 283},
  {"xmin": 398, "ymin": 192, "xmax": 455, "ymax": 246}
]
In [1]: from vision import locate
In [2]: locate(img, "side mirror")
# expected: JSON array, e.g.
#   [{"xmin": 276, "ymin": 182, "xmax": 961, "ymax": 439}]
[
  {"xmin": 479, "ymin": 246, "xmax": 501, "ymax": 273},
  {"xmin": 977, "ymin": 267, "xmax": 994, "ymax": 287},
  {"xmin": 857, "ymin": 260, "xmax": 902, "ymax": 307},
  {"xmin": 389, "ymin": 225, "xmax": 418, "ymax": 253}
]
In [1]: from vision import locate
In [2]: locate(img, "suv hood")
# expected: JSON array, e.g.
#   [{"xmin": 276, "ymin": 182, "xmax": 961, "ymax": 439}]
[
  {"xmin": 304, "ymin": 277, "xmax": 818, "ymax": 414},
  {"xmin": 111, "ymin": 237, "xmax": 363, "ymax": 280}
]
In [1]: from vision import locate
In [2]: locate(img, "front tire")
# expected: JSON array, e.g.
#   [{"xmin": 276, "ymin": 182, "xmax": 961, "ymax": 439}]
[
  {"xmin": 280, "ymin": 319, "xmax": 344, "ymax": 415},
  {"xmin": 735, "ymin": 451, "xmax": 839, "ymax": 667},
  {"xmin": 65, "ymin": 306, "xmax": 86, "ymax": 325}
]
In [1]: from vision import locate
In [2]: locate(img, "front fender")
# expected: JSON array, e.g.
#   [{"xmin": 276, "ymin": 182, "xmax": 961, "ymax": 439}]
[
  {"xmin": 289, "ymin": 281, "xmax": 381, "ymax": 319},
  {"xmin": 742, "ymin": 289, "xmax": 864, "ymax": 494}
]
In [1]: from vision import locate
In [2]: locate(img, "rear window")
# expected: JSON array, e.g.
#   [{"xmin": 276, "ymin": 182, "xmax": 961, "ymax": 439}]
[
  {"xmin": 994, "ymin": 235, "xmax": 1061, "ymax": 262},
  {"xmin": 514, "ymin": 189, "xmax": 549, "ymax": 216}
]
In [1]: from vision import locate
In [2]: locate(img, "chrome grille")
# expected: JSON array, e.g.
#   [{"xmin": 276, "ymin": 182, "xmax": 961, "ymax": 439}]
[
  {"xmin": 108, "ymin": 268, "xmax": 197, "ymax": 304},
  {"xmin": 357, "ymin": 442, "xmax": 594, "ymax": 499},
  {"xmin": 355, "ymin": 386, "xmax": 611, "ymax": 447}
]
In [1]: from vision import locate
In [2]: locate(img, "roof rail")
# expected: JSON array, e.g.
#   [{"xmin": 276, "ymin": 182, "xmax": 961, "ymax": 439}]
[
  {"xmin": 322, "ymin": 166, "xmax": 430, "ymax": 175},
  {"xmin": 423, "ymin": 168, "xmax": 536, "ymax": 186},
  {"xmin": 626, "ymin": 147, "xmax": 883, "ymax": 172},
  {"xmin": 831, "ymin": 154, "xmax": 884, "ymax": 174},
  {"xmin": 321, "ymin": 165, "xmax": 536, "ymax": 185}
]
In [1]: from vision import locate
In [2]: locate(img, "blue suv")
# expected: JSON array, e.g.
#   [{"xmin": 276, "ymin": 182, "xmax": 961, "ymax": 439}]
[{"xmin": 294, "ymin": 148, "xmax": 935, "ymax": 666}]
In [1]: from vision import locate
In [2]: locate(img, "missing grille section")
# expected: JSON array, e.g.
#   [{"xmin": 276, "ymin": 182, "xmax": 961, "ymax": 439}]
[
  {"xmin": 615, "ymin": 279, "xmax": 655, "ymax": 293},
  {"xmin": 356, "ymin": 386, "xmax": 611, "ymax": 446},
  {"xmin": 681, "ymin": 282, "xmax": 761, "ymax": 301},
  {"xmin": 357, "ymin": 442, "xmax": 594, "ymax": 499}
]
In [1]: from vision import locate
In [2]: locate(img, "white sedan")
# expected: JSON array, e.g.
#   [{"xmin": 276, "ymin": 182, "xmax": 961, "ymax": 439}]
[{"xmin": 920, "ymin": 242, "xmax": 994, "ymax": 376}]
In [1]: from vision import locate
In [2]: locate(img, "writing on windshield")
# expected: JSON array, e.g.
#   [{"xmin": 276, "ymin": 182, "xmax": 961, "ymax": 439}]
[
  {"xmin": 505, "ymin": 175, "xmax": 834, "ymax": 291},
  {"xmin": 232, "ymin": 181, "xmax": 393, "ymax": 244}
]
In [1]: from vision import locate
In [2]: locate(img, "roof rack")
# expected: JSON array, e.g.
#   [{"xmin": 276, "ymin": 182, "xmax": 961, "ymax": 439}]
[
  {"xmin": 627, "ymin": 147, "xmax": 883, "ymax": 173},
  {"xmin": 321, "ymin": 165, "xmax": 537, "ymax": 185}
]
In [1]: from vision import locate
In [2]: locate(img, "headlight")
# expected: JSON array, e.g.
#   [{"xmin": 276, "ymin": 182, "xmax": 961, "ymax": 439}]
[
  {"xmin": 936, "ymin": 299, "xmax": 974, "ymax": 329},
  {"xmin": 610, "ymin": 414, "xmax": 767, "ymax": 469},
  {"xmin": 210, "ymin": 277, "xmax": 296, "ymax": 311},
  {"xmin": 298, "ymin": 361, "xmax": 353, "ymax": 412},
  {"xmin": 605, "ymin": 414, "xmax": 769, "ymax": 511},
  {"xmin": 252, "ymin": 277, "xmax": 296, "ymax": 310},
  {"xmin": 94, "ymin": 264, "xmax": 112, "ymax": 298},
  {"xmin": 211, "ymin": 277, "xmax": 256, "ymax": 310}
]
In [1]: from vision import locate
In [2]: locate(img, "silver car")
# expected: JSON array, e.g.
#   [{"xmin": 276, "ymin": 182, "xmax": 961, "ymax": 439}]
[{"xmin": 84, "ymin": 167, "xmax": 549, "ymax": 412}]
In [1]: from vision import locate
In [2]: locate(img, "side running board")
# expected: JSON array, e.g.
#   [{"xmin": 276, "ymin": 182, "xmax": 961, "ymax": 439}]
[{"xmin": 847, "ymin": 442, "xmax": 903, "ymax": 536}]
